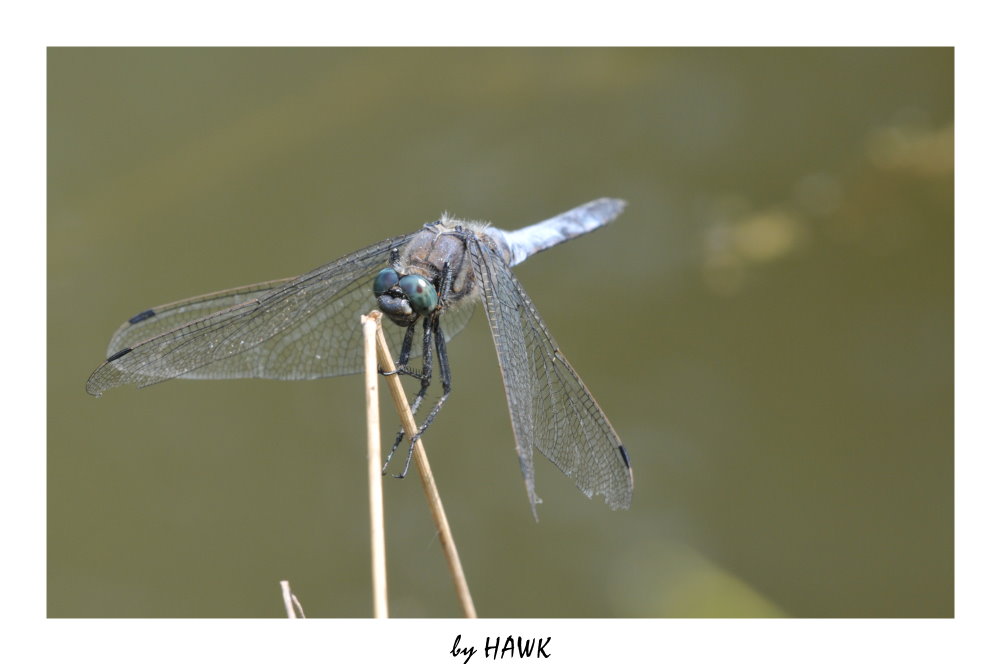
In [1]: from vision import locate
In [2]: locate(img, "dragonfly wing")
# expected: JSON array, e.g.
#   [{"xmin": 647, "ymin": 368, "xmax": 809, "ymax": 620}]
[
  {"xmin": 87, "ymin": 232, "xmax": 419, "ymax": 396},
  {"xmin": 103, "ymin": 278, "xmax": 297, "ymax": 358},
  {"xmin": 468, "ymin": 236, "xmax": 633, "ymax": 518}
]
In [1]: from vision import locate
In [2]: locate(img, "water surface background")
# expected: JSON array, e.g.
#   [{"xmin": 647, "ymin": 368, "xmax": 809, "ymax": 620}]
[{"xmin": 48, "ymin": 48, "xmax": 953, "ymax": 617}]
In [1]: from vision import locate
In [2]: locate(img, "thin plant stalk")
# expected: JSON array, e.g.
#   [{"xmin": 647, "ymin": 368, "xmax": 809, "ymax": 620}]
[
  {"xmin": 361, "ymin": 313, "xmax": 390, "ymax": 619},
  {"xmin": 279, "ymin": 580, "xmax": 306, "ymax": 618}
]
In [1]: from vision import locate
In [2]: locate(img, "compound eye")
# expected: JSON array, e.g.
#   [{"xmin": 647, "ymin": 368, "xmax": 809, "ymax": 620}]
[
  {"xmin": 373, "ymin": 268, "xmax": 399, "ymax": 296},
  {"xmin": 398, "ymin": 274, "xmax": 438, "ymax": 315}
]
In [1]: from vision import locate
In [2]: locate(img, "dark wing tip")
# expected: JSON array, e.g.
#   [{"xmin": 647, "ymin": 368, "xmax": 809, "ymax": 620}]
[
  {"xmin": 105, "ymin": 347, "xmax": 133, "ymax": 362},
  {"xmin": 617, "ymin": 443, "xmax": 631, "ymax": 468},
  {"xmin": 127, "ymin": 309, "xmax": 157, "ymax": 325}
]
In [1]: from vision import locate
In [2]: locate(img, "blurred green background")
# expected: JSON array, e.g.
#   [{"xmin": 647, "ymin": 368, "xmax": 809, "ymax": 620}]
[{"xmin": 47, "ymin": 48, "xmax": 953, "ymax": 618}]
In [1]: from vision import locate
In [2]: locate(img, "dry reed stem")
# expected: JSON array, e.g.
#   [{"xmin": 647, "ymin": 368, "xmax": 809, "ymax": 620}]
[
  {"xmin": 361, "ymin": 313, "xmax": 390, "ymax": 618},
  {"xmin": 279, "ymin": 579, "xmax": 306, "ymax": 618}
]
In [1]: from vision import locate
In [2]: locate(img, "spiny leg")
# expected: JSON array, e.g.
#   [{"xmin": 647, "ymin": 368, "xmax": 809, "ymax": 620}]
[
  {"xmin": 395, "ymin": 314, "xmax": 452, "ymax": 479},
  {"xmin": 378, "ymin": 320, "xmax": 418, "ymax": 473},
  {"xmin": 382, "ymin": 316, "xmax": 435, "ymax": 476}
]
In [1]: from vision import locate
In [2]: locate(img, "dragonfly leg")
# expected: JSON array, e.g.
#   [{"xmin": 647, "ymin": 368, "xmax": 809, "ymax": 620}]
[
  {"xmin": 418, "ymin": 313, "xmax": 453, "ymax": 435},
  {"xmin": 383, "ymin": 316, "xmax": 435, "ymax": 477},
  {"xmin": 395, "ymin": 315, "xmax": 452, "ymax": 479},
  {"xmin": 379, "ymin": 322, "xmax": 417, "ymax": 378}
]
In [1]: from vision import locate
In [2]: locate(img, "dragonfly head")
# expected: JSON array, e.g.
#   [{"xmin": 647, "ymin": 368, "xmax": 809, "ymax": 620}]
[{"xmin": 373, "ymin": 268, "xmax": 439, "ymax": 326}]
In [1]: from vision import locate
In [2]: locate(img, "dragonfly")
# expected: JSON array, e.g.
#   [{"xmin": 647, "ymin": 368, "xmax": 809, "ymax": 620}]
[{"xmin": 87, "ymin": 198, "xmax": 633, "ymax": 517}]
